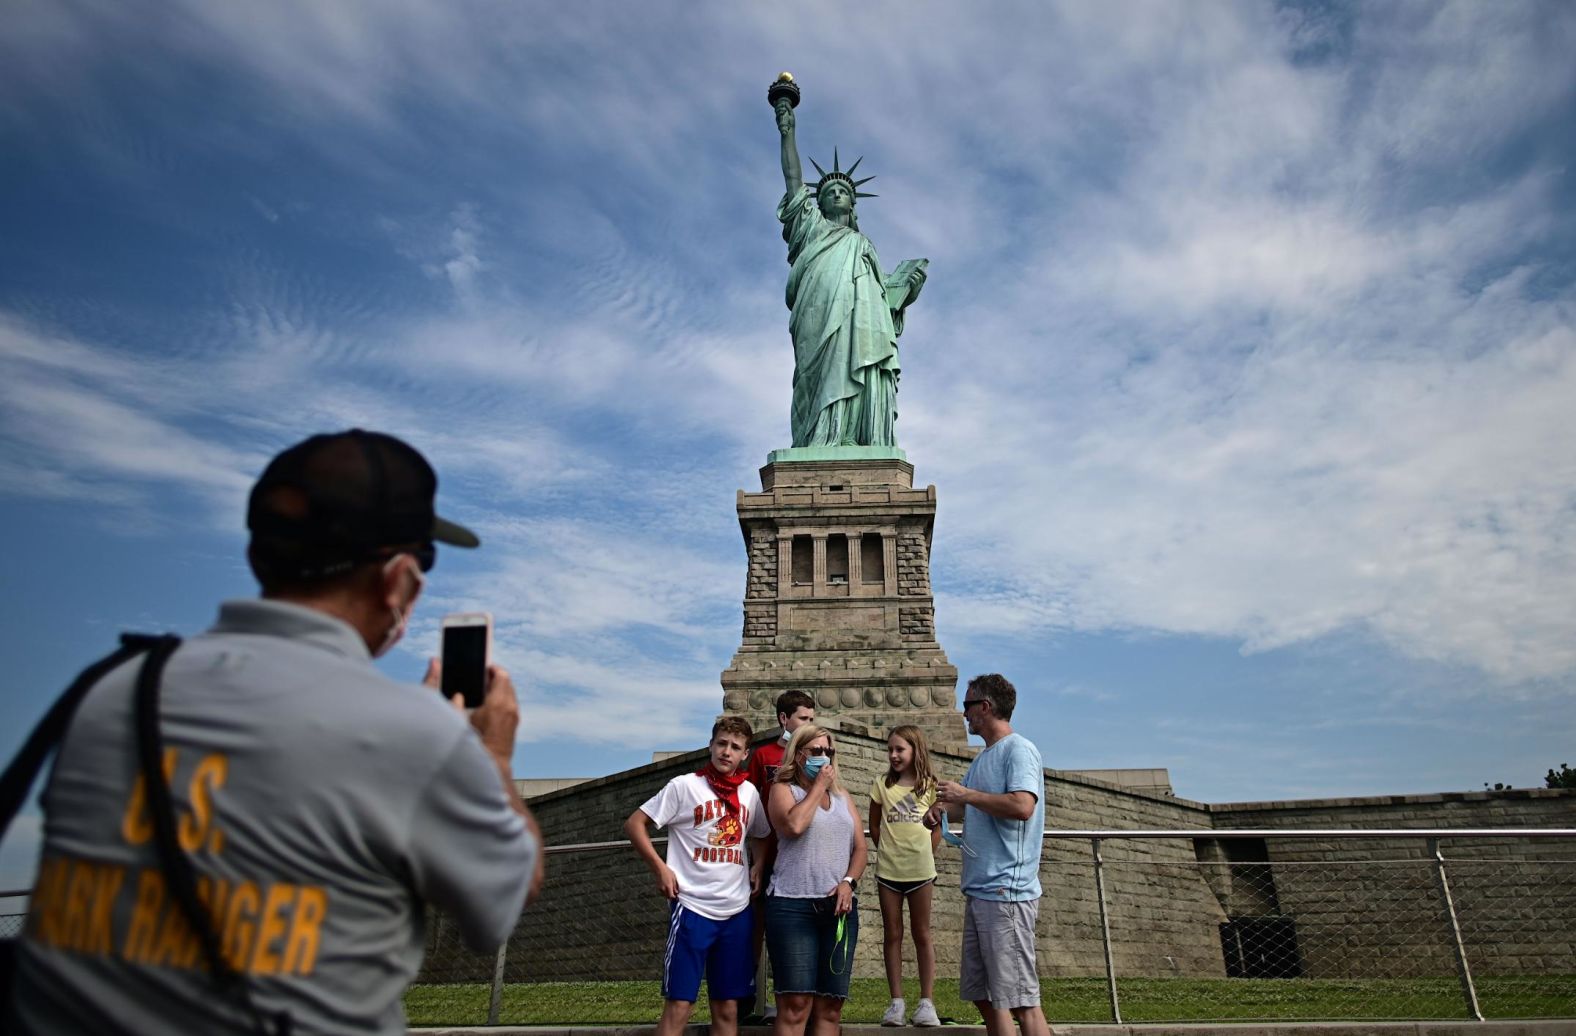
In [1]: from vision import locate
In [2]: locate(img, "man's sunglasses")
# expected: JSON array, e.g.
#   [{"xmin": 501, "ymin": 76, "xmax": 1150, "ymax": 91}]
[
  {"xmin": 961, "ymin": 698, "xmax": 989, "ymax": 711},
  {"xmin": 375, "ymin": 544, "xmax": 436, "ymax": 573}
]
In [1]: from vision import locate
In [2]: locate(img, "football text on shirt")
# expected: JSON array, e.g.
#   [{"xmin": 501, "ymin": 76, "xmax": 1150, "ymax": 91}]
[{"xmin": 691, "ymin": 798, "xmax": 750, "ymax": 866}]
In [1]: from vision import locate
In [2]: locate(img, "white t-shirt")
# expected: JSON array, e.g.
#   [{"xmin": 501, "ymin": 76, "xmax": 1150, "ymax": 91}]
[{"xmin": 639, "ymin": 773, "xmax": 770, "ymax": 920}]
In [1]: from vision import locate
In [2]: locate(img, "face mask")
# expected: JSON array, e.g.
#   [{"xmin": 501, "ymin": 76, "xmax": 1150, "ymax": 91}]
[
  {"xmin": 375, "ymin": 601, "xmax": 408, "ymax": 658},
  {"xmin": 802, "ymin": 755, "xmax": 827, "ymax": 779},
  {"xmin": 939, "ymin": 815, "xmax": 978, "ymax": 857},
  {"xmin": 373, "ymin": 555, "xmax": 422, "ymax": 659}
]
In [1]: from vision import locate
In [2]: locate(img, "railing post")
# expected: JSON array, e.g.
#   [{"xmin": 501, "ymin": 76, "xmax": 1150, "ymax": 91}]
[
  {"xmin": 487, "ymin": 939, "xmax": 509, "ymax": 1025},
  {"xmin": 1428, "ymin": 837, "xmax": 1483, "ymax": 1022},
  {"xmin": 1091, "ymin": 837, "xmax": 1122, "ymax": 1024}
]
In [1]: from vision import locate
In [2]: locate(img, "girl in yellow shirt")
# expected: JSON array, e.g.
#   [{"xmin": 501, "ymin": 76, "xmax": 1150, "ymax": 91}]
[{"xmin": 867, "ymin": 725, "xmax": 942, "ymax": 1026}]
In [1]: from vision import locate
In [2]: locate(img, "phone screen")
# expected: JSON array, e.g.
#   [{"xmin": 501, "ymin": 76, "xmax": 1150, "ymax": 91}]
[{"xmin": 441, "ymin": 624, "xmax": 488, "ymax": 708}]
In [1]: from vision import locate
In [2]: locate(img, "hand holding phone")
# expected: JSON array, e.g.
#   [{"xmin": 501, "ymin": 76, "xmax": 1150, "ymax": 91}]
[{"xmin": 440, "ymin": 612, "xmax": 492, "ymax": 709}]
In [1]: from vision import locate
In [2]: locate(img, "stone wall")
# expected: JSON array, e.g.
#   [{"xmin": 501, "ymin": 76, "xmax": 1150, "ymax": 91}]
[
  {"xmin": 506, "ymin": 746, "xmax": 719, "ymax": 982},
  {"xmin": 465, "ymin": 728, "xmax": 1235, "ymax": 984},
  {"xmin": 419, "ymin": 735, "xmax": 1576, "ymax": 986},
  {"xmin": 1209, "ymin": 790, "xmax": 1576, "ymax": 979},
  {"xmin": 1040, "ymin": 772, "xmax": 1226, "ymax": 979}
]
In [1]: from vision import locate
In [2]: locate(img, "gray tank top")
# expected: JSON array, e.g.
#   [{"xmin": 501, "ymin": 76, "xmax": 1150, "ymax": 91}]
[{"xmin": 769, "ymin": 783, "xmax": 856, "ymax": 898}]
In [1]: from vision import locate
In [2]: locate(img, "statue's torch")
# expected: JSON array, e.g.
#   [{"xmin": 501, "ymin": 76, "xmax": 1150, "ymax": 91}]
[{"xmin": 768, "ymin": 72, "xmax": 800, "ymax": 110}]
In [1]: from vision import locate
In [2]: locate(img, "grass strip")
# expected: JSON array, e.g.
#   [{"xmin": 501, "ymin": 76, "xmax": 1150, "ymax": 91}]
[{"xmin": 405, "ymin": 975, "xmax": 1576, "ymax": 1026}]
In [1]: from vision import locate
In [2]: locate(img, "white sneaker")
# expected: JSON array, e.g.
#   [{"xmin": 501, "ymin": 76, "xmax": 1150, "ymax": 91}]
[
  {"xmin": 881, "ymin": 998, "xmax": 906, "ymax": 1026},
  {"xmin": 763, "ymin": 1004, "xmax": 777, "ymax": 1022},
  {"xmin": 911, "ymin": 999, "xmax": 940, "ymax": 1027}
]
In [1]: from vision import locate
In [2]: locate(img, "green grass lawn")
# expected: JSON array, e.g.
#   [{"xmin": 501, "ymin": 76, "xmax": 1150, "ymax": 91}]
[{"xmin": 405, "ymin": 975, "xmax": 1576, "ymax": 1026}]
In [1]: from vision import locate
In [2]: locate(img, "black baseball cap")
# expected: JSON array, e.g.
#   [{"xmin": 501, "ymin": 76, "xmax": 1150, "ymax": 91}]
[{"xmin": 247, "ymin": 429, "xmax": 478, "ymax": 581}]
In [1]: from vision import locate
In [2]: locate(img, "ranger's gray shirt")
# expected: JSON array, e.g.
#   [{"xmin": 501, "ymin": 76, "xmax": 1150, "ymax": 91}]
[{"xmin": 9, "ymin": 600, "xmax": 537, "ymax": 1035}]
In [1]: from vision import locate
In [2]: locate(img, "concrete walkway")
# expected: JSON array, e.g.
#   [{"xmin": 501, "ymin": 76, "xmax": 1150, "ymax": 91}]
[{"xmin": 415, "ymin": 1022, "xmax": 1576, "ymax": 1036}]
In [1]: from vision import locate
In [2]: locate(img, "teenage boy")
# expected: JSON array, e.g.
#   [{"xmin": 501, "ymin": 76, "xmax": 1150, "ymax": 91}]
[
  {"xmin": 626, "ymin": 717, "xmax": 770, "ymax": 1036},
  {"xmin": 742, "ymin": 690, "xmax": 815, "ymax": 1020},
  {"xmin": 745, "ymin": 690, "xmax": 816, "ymax": 795}
]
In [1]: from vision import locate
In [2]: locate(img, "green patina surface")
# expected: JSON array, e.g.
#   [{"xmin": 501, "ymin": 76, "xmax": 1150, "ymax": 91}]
[
  {"xmin": 771, "ymin": 75, "xmax": 928, "ymax": 452},
  {"xmin": 766, "ymin": 445, "xmax": 909, "ymax": 464}
]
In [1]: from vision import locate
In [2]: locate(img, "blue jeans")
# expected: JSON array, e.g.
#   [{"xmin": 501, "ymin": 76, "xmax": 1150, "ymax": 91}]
[{"xmin": 764, "ymin": 894, "xmax": 858, "ymax": 1000}]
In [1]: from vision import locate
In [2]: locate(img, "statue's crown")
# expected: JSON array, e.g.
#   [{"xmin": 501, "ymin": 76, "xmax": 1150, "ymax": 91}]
[{"xmin": 811, "ymin": 148, "xmax": 877, "ymax": 200}]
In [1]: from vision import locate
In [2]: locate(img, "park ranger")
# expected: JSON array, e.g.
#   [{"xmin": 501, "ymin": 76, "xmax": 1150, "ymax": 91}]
[{"xmin": 8, "ymin": 430, "xmax": 543, "ymax": 1035}]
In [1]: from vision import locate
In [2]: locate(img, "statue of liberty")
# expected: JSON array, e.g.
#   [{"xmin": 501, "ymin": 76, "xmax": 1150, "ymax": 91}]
[{"xmin": 772, "ymin": 74, "xmax": 928, "ymax": 449}]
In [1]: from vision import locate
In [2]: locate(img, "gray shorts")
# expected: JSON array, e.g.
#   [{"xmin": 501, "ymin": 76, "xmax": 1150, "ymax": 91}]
[{"xmin": 960, "ymin": 896, "xmax": 1041, "ymax": 1010}]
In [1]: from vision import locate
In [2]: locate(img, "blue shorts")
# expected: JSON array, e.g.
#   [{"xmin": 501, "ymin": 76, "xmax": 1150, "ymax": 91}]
[
  {"xmin": 663, "ymin": 903, "xmax": 756, "ymax": 1004},
  {"xmin": 764, "ymin": 894, "xmax": 858, "ymax": 1000}
]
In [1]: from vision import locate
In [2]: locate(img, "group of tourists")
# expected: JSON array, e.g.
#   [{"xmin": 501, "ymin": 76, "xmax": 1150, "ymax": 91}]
[{"xmin": 628, "ymin": 683, "xmax": 1052, "ymax": 1036}]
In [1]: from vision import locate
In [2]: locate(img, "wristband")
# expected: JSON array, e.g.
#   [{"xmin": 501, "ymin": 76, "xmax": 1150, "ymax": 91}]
[{"xmin": 840, "ymin": 875, "xmax": 856, "ymax": 887}]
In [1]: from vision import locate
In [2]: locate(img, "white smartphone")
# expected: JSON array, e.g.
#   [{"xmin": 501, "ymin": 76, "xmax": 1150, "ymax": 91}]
[{"xmin": 440, "ymin": 612, "xmax": 492, "ymax": 709}]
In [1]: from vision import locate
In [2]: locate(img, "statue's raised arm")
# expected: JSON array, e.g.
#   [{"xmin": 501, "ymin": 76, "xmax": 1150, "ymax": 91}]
[
  {"xmin": 776, "ymin": 99, "xmax": 802, "ymax": 197},
  {"xmin": 770, "ymin": 72, "xmax": 803, "ymax": 197},
  {"xmin": 767, "ymin": 73, "xmax": 928, "ymax": 451}
]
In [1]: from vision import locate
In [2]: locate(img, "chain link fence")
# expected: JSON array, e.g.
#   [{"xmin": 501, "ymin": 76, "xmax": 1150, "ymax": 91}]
[
  {"xmin": 1, "ymin": 889, "xmax": 26, "ymax": 939},
  {"xmin": 1084, "ymin": 834, "xmax": 1576, "ymax": 1022},
  {"xmin": 406, "ymin": 829, "xmax": 1576, "ymax": 1026}
]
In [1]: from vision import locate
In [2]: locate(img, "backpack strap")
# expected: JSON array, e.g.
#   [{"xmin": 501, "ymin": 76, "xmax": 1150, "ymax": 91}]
[
  {"xmin": 0, "ymin": 634, "xmax": 159, "ymax": 836},
  {"xmin": 1, "ymin": 635, "xmax": 162, "ymax": 1011},
  {"xmin": 132, "ymin": 635, "xmax": 292, "ymax": 1036}
]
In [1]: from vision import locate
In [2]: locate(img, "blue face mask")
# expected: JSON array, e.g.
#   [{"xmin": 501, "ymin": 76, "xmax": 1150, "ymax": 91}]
[
  {"xmin": 802, "ymin": 755, "xmax": 827, "ymax": 779},
  {"xmin": 940, "ymin": 816, "xmax": 977, "ymax": 856}
]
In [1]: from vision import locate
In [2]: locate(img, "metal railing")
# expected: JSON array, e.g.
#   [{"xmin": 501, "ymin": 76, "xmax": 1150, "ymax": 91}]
[
  {"xmin": 0, "ymin": 889, "xmax": 26, "ymax": 940},
  {"xmin": 1061, "ymin": 828, "xmax": 1576, "ymax": 1025}
]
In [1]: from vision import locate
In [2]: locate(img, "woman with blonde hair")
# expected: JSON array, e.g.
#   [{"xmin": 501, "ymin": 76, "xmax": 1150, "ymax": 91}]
[
  {"xmin": 766, "ymin": 724, "xmax": 868, "ymax": 1036},
  {"xmin": 869, "ymin": 725, "xmax": 941, "ymax": 1026}
]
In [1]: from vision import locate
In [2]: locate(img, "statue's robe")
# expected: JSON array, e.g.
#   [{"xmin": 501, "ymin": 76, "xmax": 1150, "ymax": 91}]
[{"xmin": 778, "ymin": 185, "xmax": 918, "ymax": 448}]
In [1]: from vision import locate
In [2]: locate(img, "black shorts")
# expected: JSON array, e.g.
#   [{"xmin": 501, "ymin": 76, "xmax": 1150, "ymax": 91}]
[{"xmin": 876, "ymin": 876, "xmax": 936, "ymax": 895}]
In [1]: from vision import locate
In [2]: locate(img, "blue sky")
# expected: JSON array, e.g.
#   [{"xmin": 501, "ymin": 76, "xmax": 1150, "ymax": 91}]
[{"xmin": 3, "ymin": 2, "xmax": 1575, "ymax": 885}]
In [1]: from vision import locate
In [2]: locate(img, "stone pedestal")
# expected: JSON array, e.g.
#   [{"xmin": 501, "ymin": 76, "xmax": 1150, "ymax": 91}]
[{"xmin": 720, "ymin": 452, "xmax": 965, "ymax": 750}]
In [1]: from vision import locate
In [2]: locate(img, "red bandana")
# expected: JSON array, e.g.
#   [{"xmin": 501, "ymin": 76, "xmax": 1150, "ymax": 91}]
[{"xmin": 698, "ymin": 762, "xmax": 748, "ymax": 818}]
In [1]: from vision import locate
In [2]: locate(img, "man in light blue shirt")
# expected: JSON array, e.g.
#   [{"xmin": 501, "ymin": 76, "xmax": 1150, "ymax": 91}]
[{"xmin": 933, "ymin": 674, "xmax": 1052, "ymax": 1036}]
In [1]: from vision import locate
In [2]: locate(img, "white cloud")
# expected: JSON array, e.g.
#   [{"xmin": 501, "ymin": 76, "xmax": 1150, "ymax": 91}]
[{"xmin": 429, "ymin": 517, "xmax": 738, "ymax": 642}]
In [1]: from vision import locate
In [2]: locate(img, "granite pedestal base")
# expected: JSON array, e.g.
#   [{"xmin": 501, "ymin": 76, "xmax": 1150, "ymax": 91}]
[{"xmin": 720, "ymin": 456, "xmax": 965, "ymax": 750}]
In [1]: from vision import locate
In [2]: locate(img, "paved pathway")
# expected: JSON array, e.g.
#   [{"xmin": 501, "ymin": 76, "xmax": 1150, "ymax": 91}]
[{"xmin": 415, "ymin": 1022, "xmax": 1576, "ymax": 1036}]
